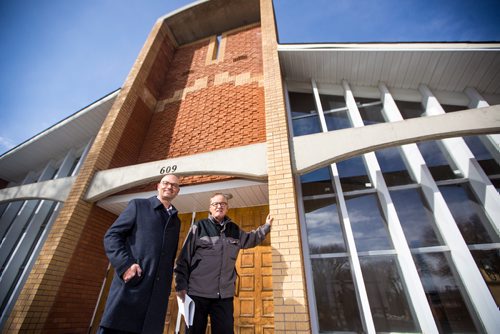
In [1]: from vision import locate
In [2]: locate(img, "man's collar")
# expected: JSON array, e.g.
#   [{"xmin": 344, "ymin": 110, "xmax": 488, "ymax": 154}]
[
  {"xmin": 209, "ymin": 215, "xmax": 230, "ymax": 225},
  {"xmin": 151, "ymin": 196, "xmax": 175, "ymax": 212}
]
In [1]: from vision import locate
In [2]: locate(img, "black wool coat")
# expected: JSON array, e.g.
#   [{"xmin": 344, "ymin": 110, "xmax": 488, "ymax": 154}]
[{"xmin": 100, "ymin": 196, "xmax": 181, "ymax": 334}]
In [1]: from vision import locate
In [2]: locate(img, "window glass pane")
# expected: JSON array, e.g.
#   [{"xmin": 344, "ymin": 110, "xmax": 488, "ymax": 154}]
[
  {"xmin": 464, "ymin": 136, "xmax": 500, "ymax": 175},
  {"xmin": 391, "ymin": 188, "xmax": 442, "ymax": 248},
  {"xmin": 292, "ymin": 116, "xmax": 322, "ymax": 137},
  {"xmin": 320, "ymin": 94, "xmax": 350, "ymax": 131},
  {"xmin": 375, "ymin": 147, "xmax": 414, "ymax": 186},
  {"xmin": 304, "ymin": 197, "xmax": 346, "ymax": 254},
  {"xmin": 413, "ymin": 252, "xmax": 479, "ymax": 333},
  {"xmin": 417, "ymin": 141, "xmax": 461, "ymax": 180},
  {"xmin": 325, "ymin": 110, "xmax": 350, "ymax": 131},
  {"xmin": 360, "ymin": 255, "xmax": 418, "ymax": 332},
  {"xmin": 312, "ymin": 257, "xmax": 363, "ymax": 332},
  {"xmin": 345, "ymin": 193, "xmax": 393, "ymax": 252},
  {"xmin": 470, "ymin": 249, "xmax": 500, "ymax": 307},
  {"xmin": 440, "ymin": 184, "xmax": 499, "ymax": 244},
  {"xmin": 320, "ymin": 94, "xmax": 346, "ymax": 111},
  {"xmin": 492, "ymin": 178, "xmax": 500, "ymax": 190},
  {"xmin": 441, "ymin": 104, "xmax": 466, "ymax": 113},
  {"xmin": 395, "ymin": 100, "xmax": 424, "ymax": 119},
  {"xmin": 300, "ymin": 167, "xmax": 334, "ymax": 197},
  {"xmin": 337, "ymin": 156, "xmax": 372, "ymax": 191},
  {"xmin": 289, "ymin": 92, "xmax": 322, "ymax": 136},
  {"xmin": 356, "ymin": 97, "xmax": 384, "ymax": 126}
]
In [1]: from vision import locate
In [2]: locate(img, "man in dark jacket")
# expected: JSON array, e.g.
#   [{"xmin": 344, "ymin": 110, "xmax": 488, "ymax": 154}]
[
  {"xmin": 98, "ymin": 174, "xmax": 182, "ymax": 334},
  {"xmin": 174, "ymin": 193, "xmax": 273, "ymax": 334}
]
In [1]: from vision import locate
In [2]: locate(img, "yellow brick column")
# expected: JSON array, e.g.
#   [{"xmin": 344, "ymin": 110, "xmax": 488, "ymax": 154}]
[
  {"xmin": 260, "ymin": 0, "xmax": 311, "ymax": 333},
  {"xmin": 2, "ymin": 20, "xmax": 172, "ymax": 333}
]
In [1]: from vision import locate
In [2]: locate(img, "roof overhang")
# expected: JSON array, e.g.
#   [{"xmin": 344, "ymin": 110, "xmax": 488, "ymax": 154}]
[
  {"xmin": 159, "ymin": 0, "xmax": 260, "ymax": 46},
  {"xmin": 278, "ymin": 43, "xmax": 500, "ymax": 96},
  {"xmin": 97, "ymin": 179, "xmax": 269, "ymax": 215},
  {"xmin": 0, "ymin": 90, "xmax": 119, "ymax": 184}
]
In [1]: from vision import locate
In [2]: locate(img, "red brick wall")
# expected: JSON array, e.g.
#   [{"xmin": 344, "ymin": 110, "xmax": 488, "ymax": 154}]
[
  {"xmin": 109, "ymin": 33, "xmax": 177, "ymax": 169},
  {"xmin": 138, "ymin": 25, "xmax": 265, "ymax": 163},
  {"xmin": 109, "ymin": 98, "xmax": 154, "ymax": 168},
  {"xmin": 145, "ymin": 38, "xmax": 176, "ymax": 99},
  {"xmin": 42, "ymin": 206, "xmax": 116, "ymax": 333}
]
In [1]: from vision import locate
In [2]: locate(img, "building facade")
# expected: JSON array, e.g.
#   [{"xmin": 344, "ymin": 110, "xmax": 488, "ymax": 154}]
[{"xmin": 0, "ymin": 0, "xmax": 499, "ymax": 333}]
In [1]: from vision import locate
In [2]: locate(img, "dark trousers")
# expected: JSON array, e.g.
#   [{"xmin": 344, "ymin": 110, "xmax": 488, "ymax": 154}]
[{"xmin": 187, "ymin": 295, "xmax": 234, "ymax": 334}]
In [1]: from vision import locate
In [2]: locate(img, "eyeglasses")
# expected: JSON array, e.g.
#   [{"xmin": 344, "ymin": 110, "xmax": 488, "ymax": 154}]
[
  {"xmin": 160, "ymin": 181, "xmax": 179, "ymax": 189},
  {"xmin": 210, "ymin": 202, "xmax": 228, "ymax": 208}
]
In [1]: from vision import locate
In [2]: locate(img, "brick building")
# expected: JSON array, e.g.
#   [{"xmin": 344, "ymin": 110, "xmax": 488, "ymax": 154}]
[{"xmin": 0, "ymin": 0, "xmax": 499, "ymax": 333}]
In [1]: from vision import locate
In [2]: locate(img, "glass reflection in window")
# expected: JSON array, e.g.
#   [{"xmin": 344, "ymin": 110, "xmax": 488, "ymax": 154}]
[
  {"xmin": 356, "ymin": 97, "xmax": 384, "ymax": 126},
  {"xmin": 417, "ymin": 141, "xmax": 461, "ymax": 181},
  {"xmin": 463, "ymin": 136, "xmax": 500, "ymax": 176},
  {"xmin": 337, "ymin": 156, "xmax": 372, "ymax": 191},
  {"xmin": 440, "ymin": 184, "xmax": 499, "ymax": 244},
  {"xmin": 300, "ymin": 167, "xmax": 334, "ymax": 197},
  {"xmin": 375, "ymin": 146, "xmax": 414, "ymax": 186},
  {"xmin": 359, "ymin": 255, "xmax": 418, "ymax": 332},
  {"xmin": 413, "ymin": 252, "xmax": 479, "ymax": 333},
  {"xmin": 320, "ymin": 94, "xmax": 350, "ymax": 131},
  {"xmin": 345, "ymin": 193, "xmax": 393, "ymax": 252},
  {"xmin": 304, "ymin": 197, "xmax": 346, "ymax": 254},
  {"xmin": 391, "ymin": 188, "xmax": 442, "ymax": 248},
  {"xmin": 470, "ymin": 249, "xmax": 500, "ymax": 307},
  {"xmin": 289, "ymin": 92, "xmax": 322, "ymax": 137},
  {"xmin": 395, "ymin": 100, "xmax": 425, "ymax": 119},
  {"xmin": 312, "ymin": 257, "xmax": 363, "ymax": 333},
  {"xmin": 441, "ymin": 103, "xmax": 465, "ymax": 113}
]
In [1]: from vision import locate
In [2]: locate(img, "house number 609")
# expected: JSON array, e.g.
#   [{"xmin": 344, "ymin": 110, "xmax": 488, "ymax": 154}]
[{"xmin": 160, "ymin": 165, "xmax": 177, "ymax": 174}]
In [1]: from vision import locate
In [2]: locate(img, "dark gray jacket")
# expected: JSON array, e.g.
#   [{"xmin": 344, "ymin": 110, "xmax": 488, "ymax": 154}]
[
  {"xmin": 100, "ymin": 196, "xmax": 181, "ymax": 334},
  {"xmin": 174, "ymin": 215, "xmax": 270, "ymax": 299}
]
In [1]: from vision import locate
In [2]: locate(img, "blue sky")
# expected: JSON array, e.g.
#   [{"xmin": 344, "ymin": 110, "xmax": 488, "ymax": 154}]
[{"xmin": 1, "ymin": 0, "xmax": 499, "ymax": 155}]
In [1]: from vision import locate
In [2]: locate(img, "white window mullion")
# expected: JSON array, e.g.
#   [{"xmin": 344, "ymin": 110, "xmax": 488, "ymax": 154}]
[
  {"xmin": 55, "ymin": 148, "xmax": 77, "ymax": 179},
  {"xmin": 345, "ymin": 80, "xmax": 439, "ymax": 333},
  {"xmin": 384, "ymin": 83, "xmax": 500, "ymax": 333},
  {"xmin": 72, "ymin": 137, "xmax": 95, "ymax": 176},
  {"xmin": 312, "ymin": 79, "xmax": 376, "ymax": 334},
  {"xmin": 0, "ymin": 172, "xmax": 37, "ymax": 240},
  {"xmin": 465, "ymin": 87, "xmax": 500, "ymax": 165},
  {"xmin": 420, "ymin": 84, "xmax": 500, "ymax": 233}
]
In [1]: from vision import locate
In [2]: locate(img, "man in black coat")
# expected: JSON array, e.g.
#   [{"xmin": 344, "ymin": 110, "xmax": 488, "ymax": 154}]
[{"xmin": 98, "ymin": 174, "xmax": 182, "ymax": 334}]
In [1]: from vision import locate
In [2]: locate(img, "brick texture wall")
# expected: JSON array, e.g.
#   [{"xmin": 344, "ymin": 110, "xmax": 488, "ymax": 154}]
[
  {"xmin": 260, "ymin": 0, "xmax": 312, "ymax": 332},
  {"xmin": 139, "ymin": 25, "xmax": 265, "ymax": 163},
  {"xmin": 42, "ymin": 206, "xmax": 116, "ymax": 332}
]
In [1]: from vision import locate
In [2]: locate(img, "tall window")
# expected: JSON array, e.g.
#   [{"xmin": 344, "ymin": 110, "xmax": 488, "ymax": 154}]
[{"xmin": 290, "ymin": 85, "xmax": 497, "ymax": 332}]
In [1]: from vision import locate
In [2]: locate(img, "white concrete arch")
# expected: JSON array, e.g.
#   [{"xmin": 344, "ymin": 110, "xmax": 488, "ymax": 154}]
[
  {"xmin": 0, "ymin": 177, "xmax": 75, "ymax": 204},
  {"xmin": 85, "ymin": 143, "xmax": 267, "ymax": 202},
  {"xmin": 293, "ymin": 105, "xmax": 500, "ymax": 175}
]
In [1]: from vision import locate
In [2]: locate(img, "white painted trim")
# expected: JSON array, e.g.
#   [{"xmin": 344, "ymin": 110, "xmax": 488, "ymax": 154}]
[
  {"xmin": 85, "ymin": 143, "xmax": 267, "ymax": 202},
  {"xmin": 278, "ymin": 43, "xmax": 500, "ymax": 51}
]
